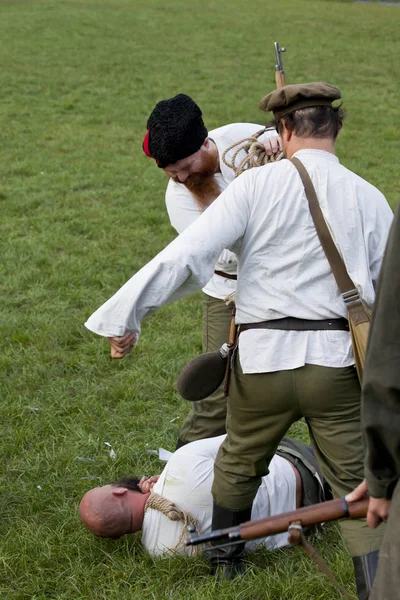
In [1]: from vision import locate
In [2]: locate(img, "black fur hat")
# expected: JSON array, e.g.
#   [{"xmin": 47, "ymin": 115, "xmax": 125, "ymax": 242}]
[{"xmin": 144, "ymin": 94, "xmax": 208, "ymax": 168}]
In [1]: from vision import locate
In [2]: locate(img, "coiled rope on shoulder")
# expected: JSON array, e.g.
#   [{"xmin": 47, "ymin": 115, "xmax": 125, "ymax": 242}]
[
  {"xmin": 145, "ymin": 490, "xmax": 200, "ymax": 555},
  {"xmin": 222, "ymin": 128, "xmax": 285, "ymax": 178}
]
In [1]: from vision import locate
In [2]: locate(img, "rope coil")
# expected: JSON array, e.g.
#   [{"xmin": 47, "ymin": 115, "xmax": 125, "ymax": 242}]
[
  {"xmin": 222, "ymin": 128, "xmax": 285, "ymax": 177},
  {"xmin": 145, "ymin": 490, "xmax": 200, "ymax": 555}
]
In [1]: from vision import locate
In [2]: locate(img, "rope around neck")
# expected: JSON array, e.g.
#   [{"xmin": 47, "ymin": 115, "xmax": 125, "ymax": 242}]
[
  {"xmin": 144, "ymin": 490, "xmax": 200, "ymax": 555},
  {"xmin": 222, "ymin": 128, "xmax": 285, "ymax": 177}
]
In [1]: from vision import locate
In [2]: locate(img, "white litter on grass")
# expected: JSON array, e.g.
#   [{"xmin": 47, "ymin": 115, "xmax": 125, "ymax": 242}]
[
  {"xmin": 104, "ymin": 441, "xmax": 116, "ymax": 459},
  {"xmin": 146, "ymin": 447, "xmax": 173, "ymax": 462},
  {"xmin": 29, "ymin": 407, "xmax": 39, "ymax": 414},
  {"xmin": 169, "ymin": 416, "xmax": 180, "ymax": 423},
  {"xmin": 37, "ymin": 485, "xmax": 42, "ymax": 490}
]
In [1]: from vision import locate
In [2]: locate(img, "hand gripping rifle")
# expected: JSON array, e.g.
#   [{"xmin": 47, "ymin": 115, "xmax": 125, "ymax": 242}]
[
  {"xmin": 185, "ymin": 496, "xmax": 367, "ymax": 548},
  {"xmin": 187, "ymin": 497, "xmax": 367, "ymax": 599}
]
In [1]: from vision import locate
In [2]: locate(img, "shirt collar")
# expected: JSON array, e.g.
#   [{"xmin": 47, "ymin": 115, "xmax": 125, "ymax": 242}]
[{"xmin": 292, "ymin": 149, "xmax": 340, "ymax": 163}]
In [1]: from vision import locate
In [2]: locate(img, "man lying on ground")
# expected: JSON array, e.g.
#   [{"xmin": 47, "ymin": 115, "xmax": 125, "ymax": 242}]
[{"xmin": 79, "ymin": 435, "xmax": 329, "ymax": 557}]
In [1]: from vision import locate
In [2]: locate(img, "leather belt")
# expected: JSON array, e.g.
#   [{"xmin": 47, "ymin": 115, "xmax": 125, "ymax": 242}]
[
  {"xmin": 240, "ymin": 317, "xmax": 349, "ymax": 332},
  {"xmin": 214, "ymin": 270, "xmax": 237, "ymax": 281}
]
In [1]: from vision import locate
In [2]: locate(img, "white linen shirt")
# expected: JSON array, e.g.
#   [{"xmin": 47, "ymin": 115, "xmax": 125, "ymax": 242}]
[
  {"xmin": 166, "ymin": 123, "xmax": 277, "ymax": 300},
  {"xmin": 85, "ymin": 149, "xmax": 393, "ymax": 373},
  {"xmin": 141, "ymin": 435, "xmax": 296, "ymax": 557}
]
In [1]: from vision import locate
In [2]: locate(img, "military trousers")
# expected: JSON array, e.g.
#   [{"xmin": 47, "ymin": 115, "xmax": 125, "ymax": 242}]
[
  {"xmin": 211, "ymin": 356, "xmax": 385, "ymax": 557},
  {"xmin": 178, "ymin": 293, "xmax": 231, "ymax": 444}
]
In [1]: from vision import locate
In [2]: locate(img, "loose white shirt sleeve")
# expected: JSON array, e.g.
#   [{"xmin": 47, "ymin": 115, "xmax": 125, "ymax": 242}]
[
  {"xmin": 141, "ymin": 435, "xmax": 296, "ymax": 557},
  {"xmin": 85, "ymin": 150, "xmax": 393, "ymax": 373}
]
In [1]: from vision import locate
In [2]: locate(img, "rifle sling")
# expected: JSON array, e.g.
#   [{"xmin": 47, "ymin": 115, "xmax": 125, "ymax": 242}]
[
  {"xmin": 288, "ymin": 526, "xmax": 356, "ymax": 600},
  {"xmin": 290, "ymin": 157, "xmax": 356, "ymax": 296}
]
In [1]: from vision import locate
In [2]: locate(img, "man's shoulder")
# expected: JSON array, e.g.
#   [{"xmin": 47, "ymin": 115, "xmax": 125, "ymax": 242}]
[
  {"xmin": 210, "ymin": 122, "xmax": 264, "ymax": 143},
  {"xmin": 237, "ymin": 157, "xmax": 294, "ymax": 184},
  {"xmin": 338, "ymin": 163, "xmax": 389, "ymax": 207}
]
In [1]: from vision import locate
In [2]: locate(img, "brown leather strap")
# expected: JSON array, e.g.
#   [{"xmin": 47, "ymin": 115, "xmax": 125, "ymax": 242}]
[
  {"xmin": 291, "ymin": 157, "xmax": 356, "ymax": 296},
  {"xmin": 288, "ymin": 522, "xmax": 355, "ymax": 600},
  {"xmin": 214, "ymin": 270, "xmax": 237, "ymax": 281},
  {"xmin": 240, "ymin": 317, "xmax": 349, "ymax": 332},
  {"xmin": 291, "ymin": 157, "xmax": 370, "ymax": 326}
]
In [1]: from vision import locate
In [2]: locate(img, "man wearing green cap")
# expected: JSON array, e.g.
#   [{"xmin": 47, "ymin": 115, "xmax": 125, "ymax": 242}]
[{"xmin": 86, "ymin": 83, "xmax": 393, "ymax": 598}]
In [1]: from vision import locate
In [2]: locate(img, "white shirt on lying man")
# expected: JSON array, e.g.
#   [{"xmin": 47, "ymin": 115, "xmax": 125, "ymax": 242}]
[{"xmin": 141, "ymin": 434, "xmax": 296, "ymax": 556}]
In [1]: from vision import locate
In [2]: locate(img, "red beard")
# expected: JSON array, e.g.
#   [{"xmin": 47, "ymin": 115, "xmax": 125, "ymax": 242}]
[{"xmin": 169, "ymin": 148, "xmax": 221, "ymax": 210}]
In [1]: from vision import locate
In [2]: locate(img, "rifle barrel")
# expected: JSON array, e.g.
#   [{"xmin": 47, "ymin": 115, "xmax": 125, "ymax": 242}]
[{"xmin": 274, "ymin": 41, "xmax": 286, "ymax": 88}]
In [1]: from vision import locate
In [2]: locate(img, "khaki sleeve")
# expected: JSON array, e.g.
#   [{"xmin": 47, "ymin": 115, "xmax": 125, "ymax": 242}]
[{"xmin": 362, "ymin": 204, "xmax": 400, "ymax": 499}]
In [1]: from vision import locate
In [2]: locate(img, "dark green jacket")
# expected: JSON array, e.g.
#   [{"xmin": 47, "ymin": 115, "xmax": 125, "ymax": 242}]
[{"xmin": 362, "ymin": 204, "xmax": 400, "ymax": 499}]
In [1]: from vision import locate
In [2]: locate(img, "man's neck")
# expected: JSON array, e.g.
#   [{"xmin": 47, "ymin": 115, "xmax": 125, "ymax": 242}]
[
  {"xmin": 285, "ymin": 137, "xmax": 336, "ymax": 159},
  {"xmin": 127, "ymin": 490, "xmax": 150, "ymax": 532}
]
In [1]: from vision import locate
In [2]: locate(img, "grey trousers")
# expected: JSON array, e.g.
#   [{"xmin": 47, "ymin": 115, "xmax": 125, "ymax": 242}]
[{"xmin": 178, "ymin": 294, "xmax": 232, "ymax": 444}]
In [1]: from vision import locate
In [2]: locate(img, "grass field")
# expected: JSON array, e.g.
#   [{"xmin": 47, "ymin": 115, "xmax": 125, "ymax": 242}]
[{"xmin": 1, "ymin": 0, "xmax": 399, "ymax": 598}]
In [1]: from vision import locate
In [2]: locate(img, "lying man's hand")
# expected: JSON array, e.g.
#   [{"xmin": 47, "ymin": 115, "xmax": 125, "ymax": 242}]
[
  {"xmin": 107, "ymin": 332, "xmax": 137, "ymax": 359},
  {"xmin": 139, "ymin": 475, "xmax": 160, "ymax": 494},
  {"xmin": 345, "ymin": 479, "xmax": 391, "ymax": 528}
]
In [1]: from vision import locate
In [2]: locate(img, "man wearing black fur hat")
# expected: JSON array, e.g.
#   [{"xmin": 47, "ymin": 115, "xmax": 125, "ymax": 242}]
[
  {"xmin": 86, "ymin": 83, "xmax": 393, "ymax": 597},
  {"xmin": 140, "ymin": 94, "xmax": 279, "ymax": 449}
]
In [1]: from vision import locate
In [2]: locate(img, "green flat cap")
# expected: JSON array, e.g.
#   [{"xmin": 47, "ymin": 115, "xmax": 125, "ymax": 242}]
[{"xmin": 259, "ymin": 82, "xmax": 341, "ymax": 118}]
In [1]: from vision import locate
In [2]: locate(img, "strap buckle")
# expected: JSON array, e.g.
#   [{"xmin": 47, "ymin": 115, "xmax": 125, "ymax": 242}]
[{"xmin": 342, "ymin": 288, "xmax": 360, "ymax": 306}]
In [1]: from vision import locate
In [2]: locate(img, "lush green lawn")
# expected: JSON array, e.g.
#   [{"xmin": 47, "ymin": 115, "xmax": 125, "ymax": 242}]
[{"xmin": 1, "ymin": 0, "xmax": 399, "ymax": 598}]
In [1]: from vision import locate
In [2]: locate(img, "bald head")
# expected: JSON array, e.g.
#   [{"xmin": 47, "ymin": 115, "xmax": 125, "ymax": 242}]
[{"xmin": 79, "ymin": 485, "xmax": 134, "ymax": 538}]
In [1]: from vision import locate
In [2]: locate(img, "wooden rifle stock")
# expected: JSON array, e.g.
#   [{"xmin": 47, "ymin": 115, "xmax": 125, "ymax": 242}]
[
  {"xmin": 239, "ymin": 497, "xmax": 367, "ymax": 541},
  {"xmin": 275, "ymin": 70, "xmax": 286, "ymax": 89},
  {"xmin": 186, "ymin": 497, "xmax": 368, "ymax": 546}
]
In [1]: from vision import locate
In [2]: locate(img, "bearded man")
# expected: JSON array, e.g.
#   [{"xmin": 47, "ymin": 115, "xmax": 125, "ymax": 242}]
[{"xmin": 112, "ymin": 93, "xmax": 280, "ymax": 449}]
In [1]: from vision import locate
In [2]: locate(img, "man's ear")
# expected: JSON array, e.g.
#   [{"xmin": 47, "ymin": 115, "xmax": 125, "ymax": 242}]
[
  {"xmin": 281, "ymin": 120, "xmax": 292, "ymax": 142},
  {"xmin": 112, "ymin": 487, "xmax": 129, "ymax": 496}
]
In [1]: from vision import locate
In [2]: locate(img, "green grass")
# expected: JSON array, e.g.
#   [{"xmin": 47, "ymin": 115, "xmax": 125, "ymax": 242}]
[{"xmin": 1, "ymin": 0, "xmax": 399, "ymax": 598}]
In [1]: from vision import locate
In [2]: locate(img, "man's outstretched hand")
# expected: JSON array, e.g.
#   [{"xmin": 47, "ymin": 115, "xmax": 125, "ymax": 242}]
[
  {"xmin": 346, "ymin": 479, "xmax": 391, "ymax": 528},
  {"xmin": 107, "ymin": 332, "xmax": 137, "ymax": 359}
]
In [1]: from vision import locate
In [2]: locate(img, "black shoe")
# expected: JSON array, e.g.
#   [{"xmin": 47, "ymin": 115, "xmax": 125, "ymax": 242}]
[
  {"xmin": 208, "ymin": 502, "xmax": 252, "ymax": 579},
  {"xmin": 352, "ymin": 550, "xmax": 379, "ymax": 600}
]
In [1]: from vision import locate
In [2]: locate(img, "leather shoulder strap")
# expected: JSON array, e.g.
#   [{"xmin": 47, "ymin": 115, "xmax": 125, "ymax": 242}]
[{"xmin": 291, "ymin": 156, "xmax": 356, "ymax": 296}]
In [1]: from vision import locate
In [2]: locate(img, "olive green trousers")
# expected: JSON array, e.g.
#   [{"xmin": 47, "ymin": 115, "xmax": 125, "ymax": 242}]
[
  {"xmin": 178, "ymin": 294, "xmax": 231, "ymax": 444},
  {"xmin": 211, "ymin": 357, "xmax": 385, "ymax": 557}
]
